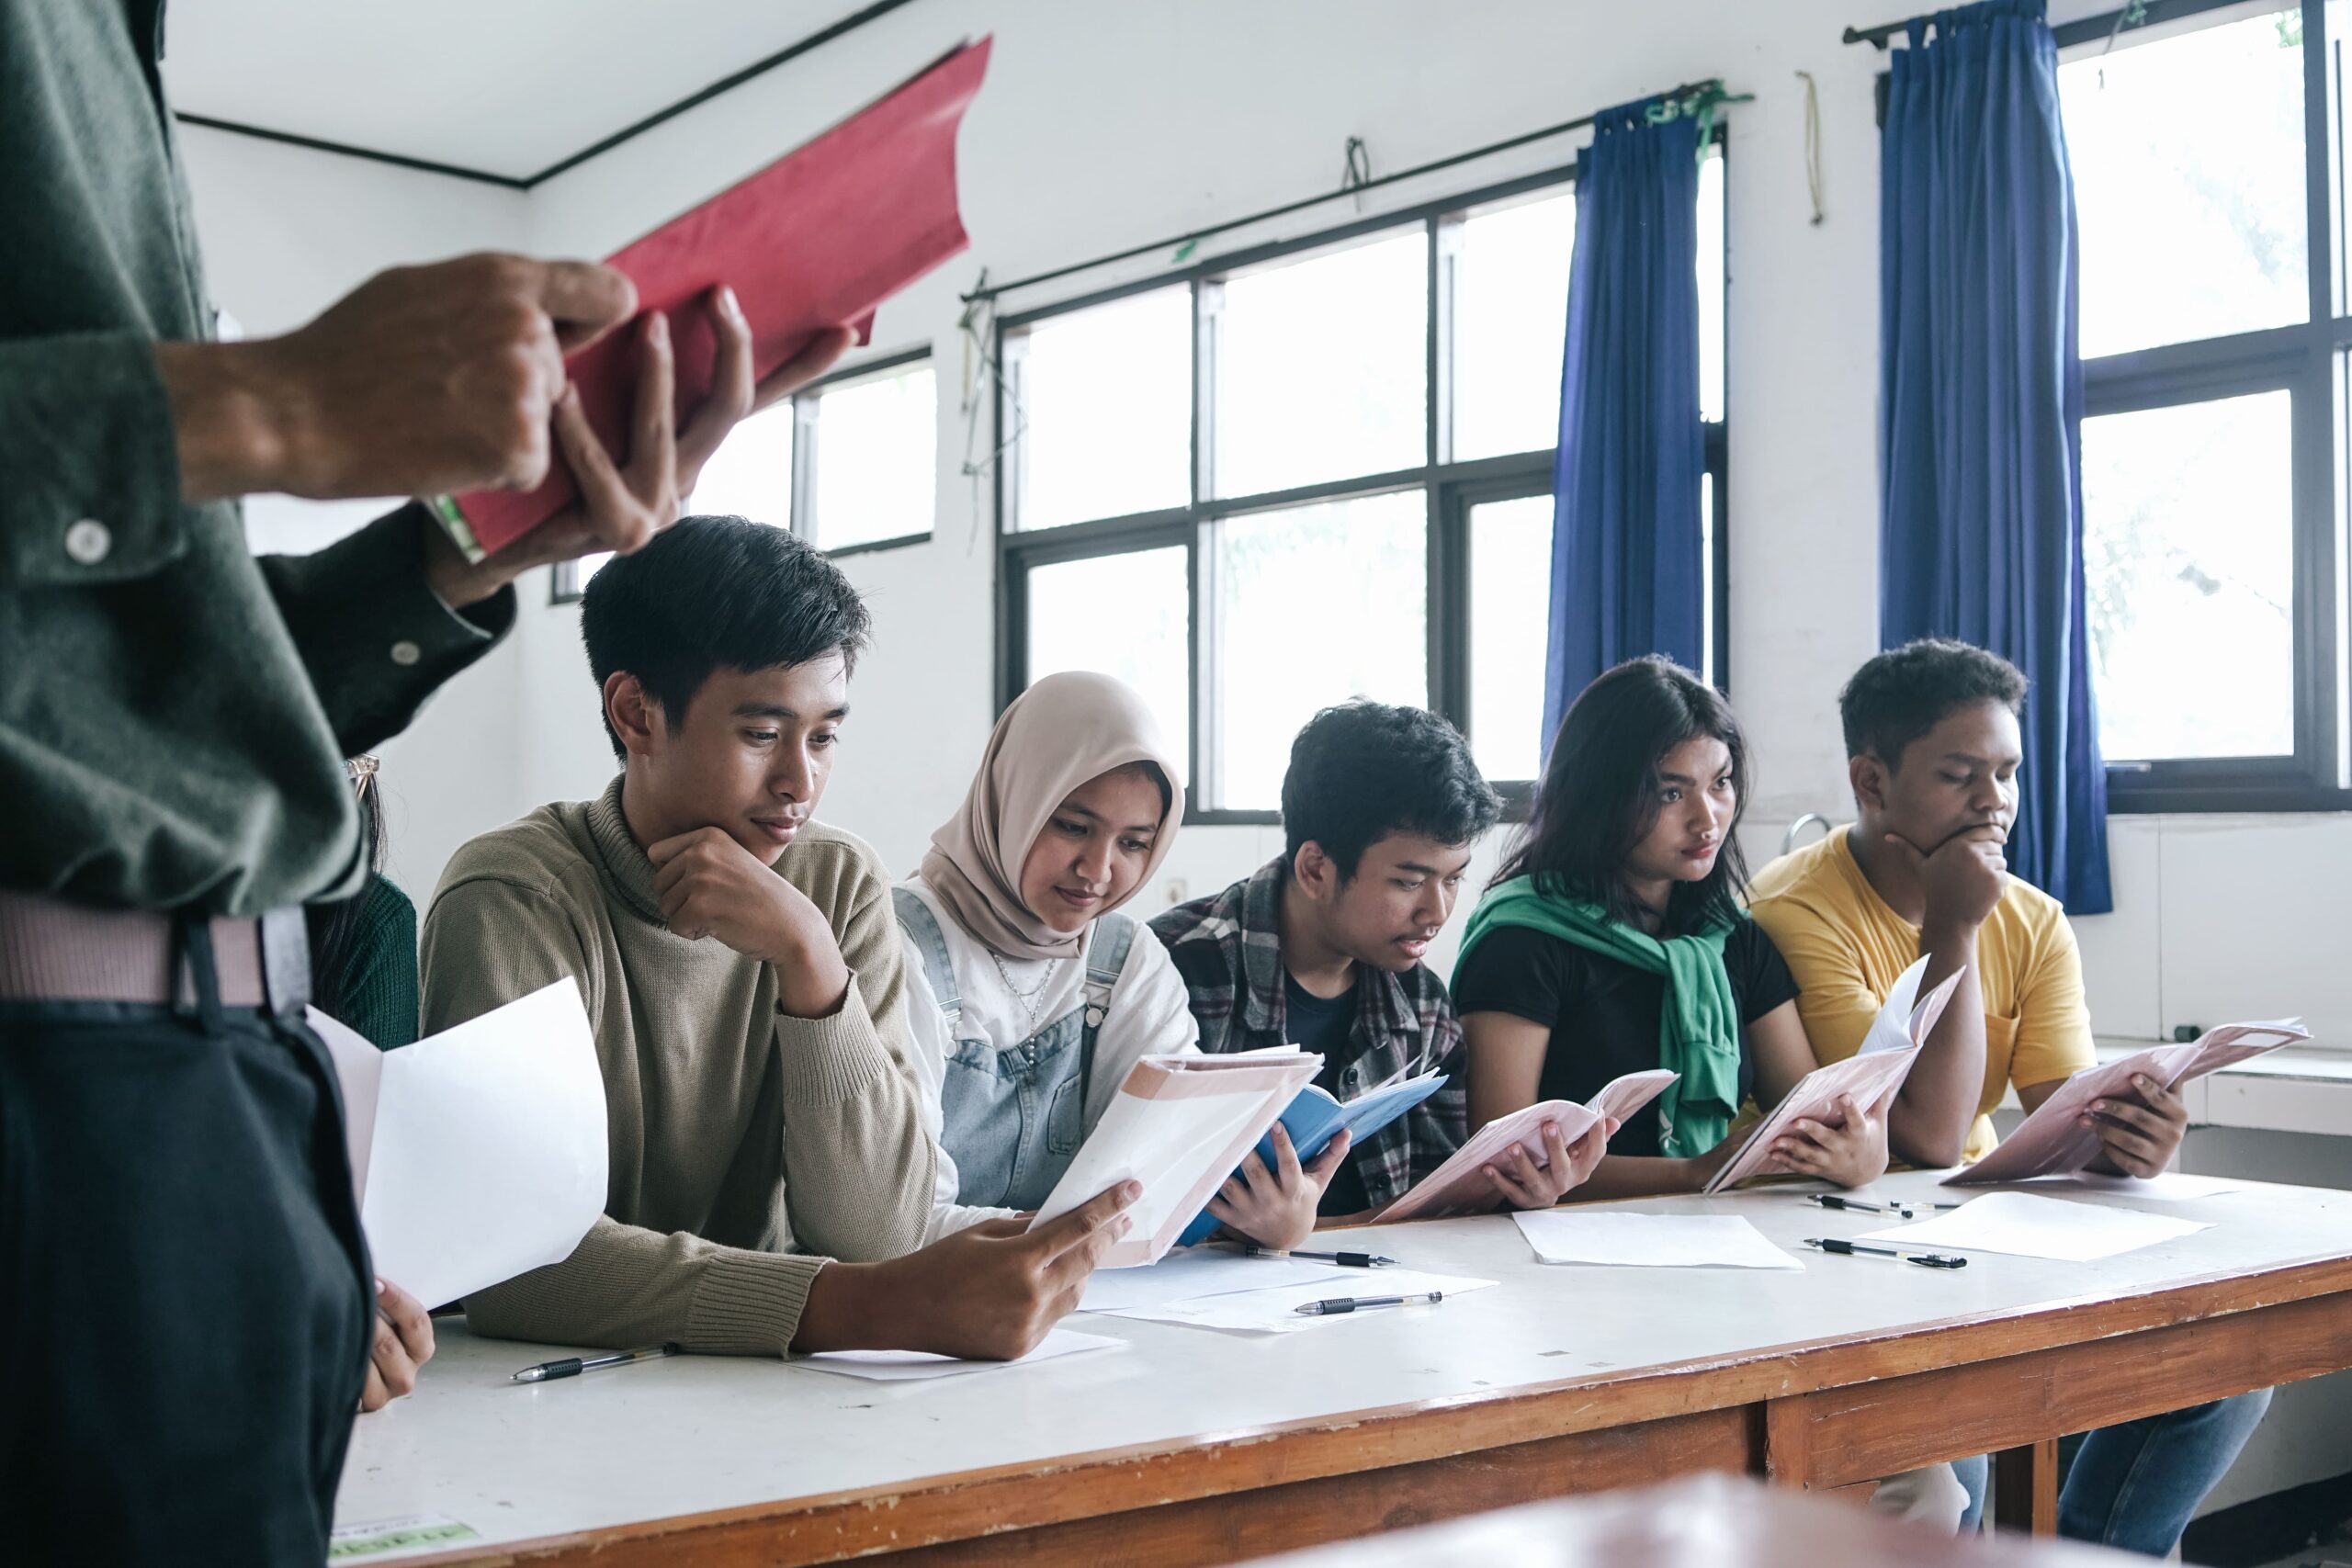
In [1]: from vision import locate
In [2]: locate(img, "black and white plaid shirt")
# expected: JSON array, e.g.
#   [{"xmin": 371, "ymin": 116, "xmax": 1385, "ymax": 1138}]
[{"xmin": 1148, "ymin": 856, "xmax": 1467, "ymax": 1212}]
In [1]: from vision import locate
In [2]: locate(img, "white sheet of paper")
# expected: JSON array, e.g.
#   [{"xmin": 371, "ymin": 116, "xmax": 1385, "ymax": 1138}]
[
  {"xmin": 313, "ymin": 980, "xmax": 607, "ymax": 1309},
  {"xmin": 1858, "ymin": 1191, "xmax": 2212, "ymax": 1262},
  {"xmin": 1077, "ymin": 1248, "xmax": 1351, "ymax": 1313},
  {"xmin": 1512, "ymin": 1211, "xmax": 1804, "ymax": 1271},
  {"xmin": 1857, "ymin": 954, "xmax": 1936, "ymax": 1055},
  {"xmin": 1031, "ymin": 1052, "xmax": 1319, "ymax": 1266},
  {"xmin": 794, "ymin": 1328, "xmax": 1125, "ymax": 1381},
  {"xmin": 1091, "ymin": 1269, "xmax": 1496, "ymax": 1335},
  {"xmin": 2019, "ymin": 1171, "xmax": 2245, "ymax": 1203}
]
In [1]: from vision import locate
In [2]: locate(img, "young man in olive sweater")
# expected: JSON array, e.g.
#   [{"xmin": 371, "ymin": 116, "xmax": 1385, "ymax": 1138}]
[{"xmin": 423, "ymin": 519, "xmax": 1131, "ymax": 1360}]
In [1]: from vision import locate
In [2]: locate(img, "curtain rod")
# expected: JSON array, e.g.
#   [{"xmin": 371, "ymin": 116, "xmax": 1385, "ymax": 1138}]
[
  {"xmin": 1846, "ymin": 0, "xmax": 2188, "ymax": 52},
  {"xmin": 963, "ymin": 76, "xmax": 1729, "ymax": 305}
]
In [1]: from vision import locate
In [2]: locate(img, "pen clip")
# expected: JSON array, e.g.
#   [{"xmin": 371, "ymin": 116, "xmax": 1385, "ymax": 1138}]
[{"xmin": 1907, "ymin": 1252, "xmax": 1968, "ymax": 1269}]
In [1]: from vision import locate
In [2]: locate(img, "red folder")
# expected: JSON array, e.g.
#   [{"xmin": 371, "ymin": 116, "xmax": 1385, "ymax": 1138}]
[{"xmin": 452, "ymin": 38, "xmax": 991, "ymax": 557}]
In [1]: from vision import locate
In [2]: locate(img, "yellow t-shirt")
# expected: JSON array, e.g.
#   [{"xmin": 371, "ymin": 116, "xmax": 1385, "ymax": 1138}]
[{"xmin": 1746, "ymin": 828, "xmax": 2095, "ymax": 1164}]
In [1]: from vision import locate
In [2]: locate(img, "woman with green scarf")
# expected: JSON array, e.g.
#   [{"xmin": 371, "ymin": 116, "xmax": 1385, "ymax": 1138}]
[{"xmin": 1453, "ymin": 658, "xmax": 1888, "ymax": 1201}]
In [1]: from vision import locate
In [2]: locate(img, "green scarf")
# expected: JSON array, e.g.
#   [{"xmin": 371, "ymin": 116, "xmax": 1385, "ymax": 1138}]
[{"xmin": 1457, "ymin": 875, "xmax": 1742, "ymax": 1159}]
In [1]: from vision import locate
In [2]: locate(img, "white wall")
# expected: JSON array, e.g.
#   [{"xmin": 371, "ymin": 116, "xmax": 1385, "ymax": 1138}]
[{"xmin": 174, "ymin": 2, "xmax": 2350, "ymax": 1508}]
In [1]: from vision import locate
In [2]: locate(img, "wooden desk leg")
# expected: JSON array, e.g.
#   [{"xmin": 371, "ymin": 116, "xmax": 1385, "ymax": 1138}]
[
  {"xmin": 1993, "ymin": 1438, "xmax": 2059, "ymax": 1535},
  {"xmin": 1763, "ymin": 1397, "xmax": 1813, "ymax": 1490}
]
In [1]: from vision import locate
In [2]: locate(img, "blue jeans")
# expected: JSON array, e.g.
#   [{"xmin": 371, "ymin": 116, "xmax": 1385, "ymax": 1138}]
[{"xmin": 1954, "ymin": 1388, "xmax": 2274, "ymax": 1555}]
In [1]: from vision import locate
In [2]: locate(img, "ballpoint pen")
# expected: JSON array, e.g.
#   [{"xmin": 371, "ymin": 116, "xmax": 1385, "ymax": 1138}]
[
  {"xmin": 512, "ymin": 1343, "xmax": 681, "ymax": 1383},
  {"xmin": 1293, "ymin": 1292, "xmax": 1444, "ymax": 1315},
  {"xmin": 1803, "ymin": 1237, "xmax": 1967, "ymax": 1269},
  {"xmin": 1246, "ymin": 1245, "xmax": 1396, "ymax": 1268},
  {"xmin": 1807, "ymin": 1193, "xmax": 1917, "ymax": 1219}
]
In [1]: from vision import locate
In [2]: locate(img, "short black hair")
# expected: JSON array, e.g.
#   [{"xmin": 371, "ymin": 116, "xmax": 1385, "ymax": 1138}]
[
  {"xmin": 1840, "ymin": 638, "xmax": 2028, "ymax": 770},
  {"xmin": 580, "ymin": 516, "xmax": 871, "ymax": 759},
  {"xmin": 1280, "ymin": 702, "xmax": 1501, "ymax": 879}
]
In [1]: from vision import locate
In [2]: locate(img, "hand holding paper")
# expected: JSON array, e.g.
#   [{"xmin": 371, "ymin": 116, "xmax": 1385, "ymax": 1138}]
[
  {"xmin": 1379, "ymin": 1070, "xmax": 1674, "ymax": 1222},
  {"xmin": 1030, "ymin": 1050, "xmax": 1324, "ymax": 1267},
  {"xmin": 311, "ymin": 980, "xmax": 607, "ymax": 1311},
  {"xmin": 1702, "ymin": 959, "xmax": 1961, "ymax": 1194},
  {"xmin": 1945, "ymin": 1021, "xmax": 2307, "ymax": 1187}
]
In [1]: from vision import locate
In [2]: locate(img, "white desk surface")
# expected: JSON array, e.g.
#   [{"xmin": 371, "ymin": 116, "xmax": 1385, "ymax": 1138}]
[{"xmin": 334, "ymin": 1170, "xmax": 2352, "ymax": 1560}]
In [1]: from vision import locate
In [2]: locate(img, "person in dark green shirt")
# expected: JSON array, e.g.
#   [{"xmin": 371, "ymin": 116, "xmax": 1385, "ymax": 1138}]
[
  {"xmin": 308, "ymin": 756, "xmax": 422, "ymax": 1050},
  {"xmin": 0, "ymin": 6, "xmax": 850, "ymax": 1562}
]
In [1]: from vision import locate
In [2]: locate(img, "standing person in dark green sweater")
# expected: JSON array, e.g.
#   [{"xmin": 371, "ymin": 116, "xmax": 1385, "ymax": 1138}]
[{"xmin": 0, "ymin": 7, "xmax": 853, "ymax": 1562}]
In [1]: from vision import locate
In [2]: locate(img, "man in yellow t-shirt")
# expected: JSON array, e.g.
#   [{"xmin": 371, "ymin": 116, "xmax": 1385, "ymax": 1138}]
[{"xmin": 1749, "ymin": 638, "xmax": 2267, "ymax": 1555}]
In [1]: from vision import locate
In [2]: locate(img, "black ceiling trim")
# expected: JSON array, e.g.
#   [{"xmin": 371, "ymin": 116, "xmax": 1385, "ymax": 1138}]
[{"xmin": 172, "ymin": 0, "xmax": 924, "ymax": 191}]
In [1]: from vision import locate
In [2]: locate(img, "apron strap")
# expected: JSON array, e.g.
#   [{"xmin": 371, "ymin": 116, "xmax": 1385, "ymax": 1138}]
[
  {"xmin": 891, "ymin": 886, "xmax": 965, "ymax": 1034},
  {"xmin": 1076, "ymin": 913, "xmax": 1136, "ymax": 1132}
]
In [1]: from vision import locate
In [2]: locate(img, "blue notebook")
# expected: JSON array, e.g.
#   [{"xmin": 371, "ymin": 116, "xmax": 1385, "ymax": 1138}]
[{"xmin": 1172, "ymin": 1068, "xmax": 1448, "ymax": 1247}]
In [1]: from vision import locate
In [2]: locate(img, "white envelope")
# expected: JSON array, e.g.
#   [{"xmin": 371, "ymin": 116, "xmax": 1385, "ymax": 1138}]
[{"xmin": 311, "ymin": 979, "xmax": 607, "ymax": 1309}]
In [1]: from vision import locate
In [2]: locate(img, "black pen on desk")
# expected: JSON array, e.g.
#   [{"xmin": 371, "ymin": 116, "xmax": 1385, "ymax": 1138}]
[
  {"xmin": 511, "ymin": 1342, "xmax": 680, "ymax": 1383},
  {"xmin": 1247, "ymin": 1245, "xmax": 1396, "ymax": 1269},
  {"xmin": 1807, "ymin": 1193, "xmax": 1916, "ymax": 1219},
  {"xmin": 1294, "ymin": 1292, "xmax": 1443, "ymax": 1315},
  {"xmin": 1803, "ymin": 1237, "xmax": 1967, "ymax": 1269}
]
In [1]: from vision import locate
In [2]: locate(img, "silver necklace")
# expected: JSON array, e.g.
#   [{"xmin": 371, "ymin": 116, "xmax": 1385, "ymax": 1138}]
[{"xmin": 989, "ymin": 951, "xmax": 1061, "ymax": 1035}]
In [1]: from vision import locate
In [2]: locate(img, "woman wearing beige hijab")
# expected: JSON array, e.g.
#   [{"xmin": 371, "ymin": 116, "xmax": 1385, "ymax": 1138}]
[{"xmin": 896, "ymin": 671, "xmax": 1341, "ymax": 1249}]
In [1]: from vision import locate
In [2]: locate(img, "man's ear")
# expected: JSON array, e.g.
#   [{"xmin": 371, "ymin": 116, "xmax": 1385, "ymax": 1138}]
[
  {"xmin": 1849, "ymin": 751, "xmax": 1890, "ymax": 816},
  {"xmin": 1293, "ymin": 840, "xmax": 1339, "ymax": 900},
  {"xmin": 605, "ymin": 672, "xmax": 663, "ymax": 760}
]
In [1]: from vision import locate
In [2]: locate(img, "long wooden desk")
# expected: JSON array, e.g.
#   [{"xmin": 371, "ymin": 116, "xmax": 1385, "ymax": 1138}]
[{"xmin": 334, "ymin": 1171, "xmax": 2352, "ymax": 1565}]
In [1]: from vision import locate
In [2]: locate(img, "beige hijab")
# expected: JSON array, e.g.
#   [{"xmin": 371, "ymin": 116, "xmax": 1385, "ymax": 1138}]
[{"xmin": 922, "ymin": 671, "xmax": 1184, "ymax": 963}]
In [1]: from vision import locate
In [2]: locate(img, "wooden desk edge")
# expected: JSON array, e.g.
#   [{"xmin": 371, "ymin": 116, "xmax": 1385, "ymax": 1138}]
[{"xmin": 386, "ymin": 1250, "xmax": 2352, "ymax": 1567}]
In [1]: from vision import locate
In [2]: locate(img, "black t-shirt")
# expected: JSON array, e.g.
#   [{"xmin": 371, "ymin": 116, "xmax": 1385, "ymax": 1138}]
[
  {"xmin": 1283, "ymin": 973, "xmax": 1372, "ymax": 1215},
  {"xmin": 1450, "ymin": 919, "xmax": 1800, "ymax": 1158}
]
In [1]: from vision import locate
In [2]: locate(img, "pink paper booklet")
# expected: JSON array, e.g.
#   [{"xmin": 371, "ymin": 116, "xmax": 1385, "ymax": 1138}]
[
  {"xmin": 1376, "ymin": 1069, "xmax": 1678, "ymax": 1223},
  {"xmin": 1702, "ymin": 960, "xmax": 1965, "ymax": 1195},
  {"xmin": 1944, "ymin": 1020, "xmax": 2308, "ymax": 1187}
]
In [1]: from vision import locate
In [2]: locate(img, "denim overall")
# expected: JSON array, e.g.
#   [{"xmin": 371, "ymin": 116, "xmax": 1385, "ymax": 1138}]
[{"xmin": 894, "ymin": 887, "xmax": 1136, "ymax": 1211}]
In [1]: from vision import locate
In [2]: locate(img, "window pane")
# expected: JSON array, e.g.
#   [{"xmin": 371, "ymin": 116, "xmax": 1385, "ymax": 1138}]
[
  {"xmin": 1211, "ymin": 232, "xmax": 1428, "ymax": 498},
  {"xmin": 1452, "ymin": 193, "xmax": 1574, "ymax": 462},
  {"xmin": 2061, "ymin": 7, "xmax": 2307, "ymax": 358},
  {"xmin": 1213, "ymin": 491, "xmax": 1427, "ymax": 807},
  {"xmin": 1010, "ymin": 287, "xmax": 1193, "ymax": 531},
  {"xmin": 2082, "ymin": 390, "xmax": 2294, "ymax": 760},
  {"xmin": 1469, "ymin": 495, "xmax": 1554, "ymax": 781},
  {"xmin": 805, "ymin": 361, "xmax": 935, "ymax": 549},
  {"xmin": 1025, "ymin": 546, "xmax": 1191, "ymax": 758},
  {"xmin": 1697, "ymin": 150, "xmax": 1725, "ymax": 424},
  {"xmin": 688, "ymin": 401, "xmax": 792, "ymax": 527}
]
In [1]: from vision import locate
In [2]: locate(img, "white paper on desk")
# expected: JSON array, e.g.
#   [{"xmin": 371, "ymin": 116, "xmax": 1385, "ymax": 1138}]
[
  {"xmin": 794, "ymin": 1328, "xmax": 1125, "ymax": 1381},
  {"xmin": 1858, "ymin": 1191, "xmax": 2211, "ymax": 1262},
  {"xmin": 1091, "ymin": 1269, "xmax": 1496, "ymax": 1335},
  {"xmin": 1512, "ymin": 1211, "xmax": 1804, "ymax": 1270},
  {"xmin": 1030, "ymin": 1049, "xmax": 1323, "ymax": 1268},
  {"xmin": 1946, "ymin": 1021, "xmax": 2308, "ymax": 1187},
  {"xmin": 1077, "ymin": 1247, "xmax": 1350, "ymax": 1313},
  {"xmin": 310, "ymin": 980, "xmax": 606, "ymax": 1310},
  {"xmin": 2019, "ymin": 1171, "xmax": 2245, "ymax": 1202}
]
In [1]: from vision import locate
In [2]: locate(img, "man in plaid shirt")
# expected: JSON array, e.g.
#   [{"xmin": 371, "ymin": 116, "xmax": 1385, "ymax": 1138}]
[{"xmin": 1150, "ymin": 704, "xmax": 1502, "ymax": 1215}]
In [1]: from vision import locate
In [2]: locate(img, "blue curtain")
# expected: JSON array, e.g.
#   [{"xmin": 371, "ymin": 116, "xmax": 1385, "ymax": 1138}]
[
  {"xmin": 1543, "ymin": 99, "xmax": 1704, "ymax": 750},
  {"xmin": 1880, "ymin": 0, "xmax": 2112, "ymax": 913}
]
